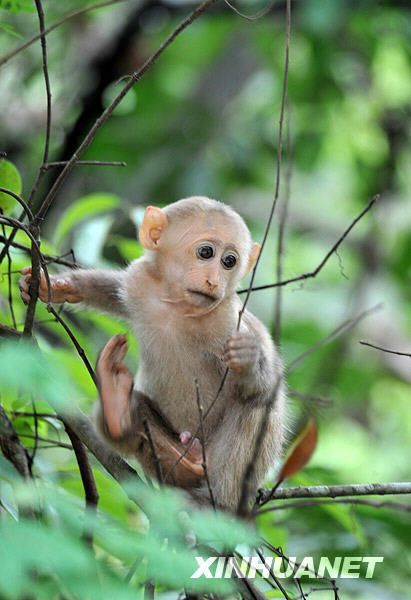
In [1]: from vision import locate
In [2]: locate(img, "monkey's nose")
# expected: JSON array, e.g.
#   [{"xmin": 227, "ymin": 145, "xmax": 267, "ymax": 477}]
[{"xmin": 206, "ymin": 279, "xmax": 217, "ymax": 291}]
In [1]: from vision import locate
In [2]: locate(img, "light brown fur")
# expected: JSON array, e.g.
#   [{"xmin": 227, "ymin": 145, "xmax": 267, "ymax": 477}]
[{"xmin": 19, "ymin": 196, "xmax": 286, "ymax": 510}]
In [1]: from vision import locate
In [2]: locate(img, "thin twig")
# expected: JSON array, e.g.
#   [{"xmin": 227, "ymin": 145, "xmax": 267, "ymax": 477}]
[
  {"xmin": 36, "ymin": 0, "xmax": 218, "ymax": 221},
  {"xmin": 18, "ymin": 433, "xmax": 72, "ymax": 450},
  {"xmin": 24, "ymin": 0, "xmax": 53, "ymax": 336},
  {"xmin": 239, "ymin": 195, "xmax": 379, "ymax": 294},
  {"xmin": 237, "ymin": 377, "xmax": 283, "ymax": 516},
  {"xmin": 194, "ymin": 379, "xmax": 215, "ymax": 509},
  {"xmin": 238, "ymin": 0, "xmax": 291, "ymax": 323},
  {"xmin": 257, "ymin": 497, "xmax": 411, "ymax": 514},
  {"xmin": 0, "ymin": 234, "xmax": 79, "ymax": 267},
  {"xmin": 273, "ymin": 104, "xmax": 292, "ymax": 344},
  {"xmin": 64, "ymin": 424, "xmax": 99, "ymax": 508},
  {"xmin": 255, "ymin": 547, "xmax": 291, "ymax": 599},
  {"xmin": 47, "ymin": 305, "xmax": 97, "ymax": 385},
  {"xmin": 0, "ymin": 221, "xmax": 17, "ymax": 328},
  {"xmin": 143, "ymin": 418, "xmax": 163, "ymax": 484},
  {"xmin": 0, "ymin": 323, "xmax": 22, "ymax": 338},
  {"xmin": 288, "ymin": 389, "xmax": 332, "ymax": 408},
  {"xmin": 263, "ymin": 540, "xmax": 339, "ymax": 595},
  {"xmin": 0, "ymin": 215, "xmax": 51, "ymax": 295},
  {"xmin": 29, "ymin": 0, "xmax": 52, "ymax": 208},
  {"xmin": 0, "ymin": 403, "xmax": 31, "ymax": 478},
  {"xmin": 223, "ymin": 0, "xmax": 277, "ymax": 21},
  {"xmin": 287, "ymin": 304, "xmax": 383, "ymax": 373},
  {"xmin": 29, "ymin": 398, "xmax": 39, "ymax": 470},
  {"xmin": 0, "ymin": 0, "xmax": 126, "ymax": 68},
  {"xmin": 0, "ymin": 188, "xmax": 34, "ymax": 221},
  {"xmin": 44, "ymin": 160, "xmax": 127, "ymax": 169},
  {"xmin": 359, "ymin": 340, "xmax": 411, "ymax": 358}
]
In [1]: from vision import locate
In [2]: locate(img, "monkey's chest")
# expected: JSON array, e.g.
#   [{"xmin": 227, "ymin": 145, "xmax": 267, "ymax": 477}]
[{"xmin": 135, "ymin": 328, "xmax": 230, "ymax": 435}]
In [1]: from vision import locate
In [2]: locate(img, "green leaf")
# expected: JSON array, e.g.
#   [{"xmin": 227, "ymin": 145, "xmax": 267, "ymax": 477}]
[
  {"xmin": 53, "ymin": 193, "xmax": 120, "ymax": 248},
  {"xmin": 0, "ymin": 159, "xmax": 22, "ymax": 214},
  {"xmin": 0, "ymin": 21, "xmax": 22, "ymax": 38},
  {"xmin": 0, "ymin": 0, "xmax": 34, "ymax": 13}
]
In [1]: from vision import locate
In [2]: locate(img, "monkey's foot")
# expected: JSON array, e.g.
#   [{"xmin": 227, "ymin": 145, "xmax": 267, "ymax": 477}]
[
  {"xmin": 97, "ymin": 334, "xmax": 134, "ymax": 439},
  {"xmin": 223, "ymin": 331, "xmax": 258, "ymax": 374},
  {"xmin": 19, "ymin": 266, "xmax": 83, "ymax": 304}
]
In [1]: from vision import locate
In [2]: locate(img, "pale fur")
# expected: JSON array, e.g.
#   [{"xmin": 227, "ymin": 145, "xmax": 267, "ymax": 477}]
[{"xmin": 21, "ymin": 196, "xmax": 286, "ymax": 510}]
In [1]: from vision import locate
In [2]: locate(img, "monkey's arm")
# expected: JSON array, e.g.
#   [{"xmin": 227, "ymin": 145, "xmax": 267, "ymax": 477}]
[
  {"xmin": 19, "ymin": 266, "xmax": 128, "ymax": 318},
  {"xmin": 95, "ymin": 335, "xmax": 204, "ymax": 487},
  {"xmin": 223, "ymin": 312, "xmax": 283, "ymax": 405}
]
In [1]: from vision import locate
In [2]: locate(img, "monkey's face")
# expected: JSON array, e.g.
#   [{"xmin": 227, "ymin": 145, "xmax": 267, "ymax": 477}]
[
  {"xmin": 139, "ymin": 201, "xmax": 260, "ymax": 316},
  {"xmin": 159, "ymin": 214, "xmax": 251, "ymax": 313}
]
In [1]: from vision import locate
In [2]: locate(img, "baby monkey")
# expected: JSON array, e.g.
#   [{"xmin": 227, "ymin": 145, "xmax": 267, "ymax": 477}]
[{"xmin": 19, "ymin": 196, "xmax": 285, "ymax": 510}]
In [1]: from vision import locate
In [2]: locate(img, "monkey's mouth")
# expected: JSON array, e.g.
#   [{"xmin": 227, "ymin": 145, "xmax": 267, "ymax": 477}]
[{"xmin": 187, "ymin": 289, "xmax": 219, "ymax": 305}]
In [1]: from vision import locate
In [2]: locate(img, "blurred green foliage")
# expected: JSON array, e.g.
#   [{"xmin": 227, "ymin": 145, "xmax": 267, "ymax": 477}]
[{"xmin": 0, "ymin": 0, "xmax": 411, "ymax": 598}]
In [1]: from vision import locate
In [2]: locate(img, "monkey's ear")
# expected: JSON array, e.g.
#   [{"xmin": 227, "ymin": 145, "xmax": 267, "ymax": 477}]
[
  {"xmin": 139, "ymin": 206, "xmax": 168, "ymax": 250},
  {"xmin": 246, "ymin": 242, "xmax": 260, "ymax": 274}
]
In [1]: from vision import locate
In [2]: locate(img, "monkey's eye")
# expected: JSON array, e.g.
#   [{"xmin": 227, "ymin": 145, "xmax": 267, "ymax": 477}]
[
  {"xmin": 196, "ymin": 244, "xmax": 215, "ymax": 260},
  {"xmin": 221, "ymin": 253, "xmax": 237, "ymax": 270}
]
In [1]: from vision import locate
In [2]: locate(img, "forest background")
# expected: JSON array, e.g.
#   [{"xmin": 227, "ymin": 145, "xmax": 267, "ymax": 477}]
[{"xmin": 0, "ymin": 0, "xmax": 410, "ymax": 599}]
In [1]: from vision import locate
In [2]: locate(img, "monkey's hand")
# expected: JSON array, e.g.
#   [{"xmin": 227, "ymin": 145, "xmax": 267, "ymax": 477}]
[
  {"xmin": 19, "ymin": 266, "xmax": 83, "ymax": 304},
  {"xmin": 223, "ymin": 331, "xmax": 259, "ymax": 374},
  {"xmin": 96, "ymin": 334, "xmax": 134, "ymax": 439}
]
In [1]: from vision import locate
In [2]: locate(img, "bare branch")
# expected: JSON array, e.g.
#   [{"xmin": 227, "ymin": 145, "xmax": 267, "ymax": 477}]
[
  {"xmin": 255, "ymin": 547, "xmax": 291, "ymax": 599},
  {"xmin": 36, "ymin": 0, "xmax": 218, "ymax": 221},
  {"xmin": 257, "ymin": 482, "xmax": 411, "ymax": 506},
  {"xmin": 239, "ymin": 0, "xmax": 291, "ymax": 323},
  {"xmin": 0, "ymin": 323, "xmax": 22, "ymax": 339},
  {"xmin": 0, "ymin": 403, "xmax": 31, "ymax": 478},
  {"xmin": 194, "ymin": 379, "xmax": 215, "ymax": 509},
  {"xmin": 239, "ymin": 195, "xmax": 379, "ymax": 294},
  {"xmin": 0, "ymin": 0, "xmax": 126, "ymax": 68},
  {"xmin": 29, "ymin": 0, "xmax": 53, "ymax": 208},
  {"xmin": 47, "ymin": 305, "xmax": 97, "ymax": 386},
  {"xmin": 223, "ymin": 0, "xmax": 277, "ymax": 21},
  {"xmin": 287, "ymin": 304, "xmax": 383, "ymax": 373},
  {"xmin": 59, "ymin": 409, "xmax": 141, "ymax": 486},
  {"xmin": 0, "ymin": 188, "xmax": 34, "ymax": 221},
  {"xmin": 359, "ymin": 340, "xmax": 411, "ymax": 358},
  {"xmin": 143, "ymin": 418, "xmax": 164, "ymax": 484},
  {"xmin": 288, "ymin": 389, "xmax": 332, "ymax": 408},
  {"xmin": 237, "ymin": 376, "xmax": 283, "ymax": 516},
  {"xmin": 0, "ymin": 234, "xmax": 79, "ymax": 268},
  {"xmin": 44, "ymin": 160, "xmax": 127, "ymax": 169},
  {"xmin": 273, "ymin": 104, "xmax": 292, "ymax": 345},
  {"xmin": 258, "ymin": 497, "xmax": 411, "ymax": 515},
  {"xmin": 64, "ymin": 424, "xmax": 99, "ymax": 509}
]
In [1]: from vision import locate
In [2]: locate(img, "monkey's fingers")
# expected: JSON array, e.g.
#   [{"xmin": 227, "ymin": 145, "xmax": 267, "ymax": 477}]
[
  {"xmin": 224, "ymin": 333, "xmax": 258, "ymax": 353},
  {"xmin": 18, "ymin": 270, "xmax": 31, "ymax": 304},
  {"xmin": 179, "ymin": 432, "xmax": 203, "ymax": 463}
]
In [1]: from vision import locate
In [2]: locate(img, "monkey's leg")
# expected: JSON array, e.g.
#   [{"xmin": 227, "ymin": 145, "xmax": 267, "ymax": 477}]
[
  {"xmin": 96, "ymin": 335, "xmax": 204, "ymax": 486},
  {"xmin": 199, "ymin": 403, "xmax": 284, "ymax": 511}
]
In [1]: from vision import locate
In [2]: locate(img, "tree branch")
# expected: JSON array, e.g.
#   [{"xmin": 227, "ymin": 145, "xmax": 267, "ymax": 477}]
[
  {"xmin": 258, "ymin": 497, "xmax": 411, "ymax": 514},
  {"xmin": 0, "ymin": 0, "xmax": 126, "ymax": 68},
  {"xmin": 0, "ymin": 403, "xmax": 31, "ymax": 478},
  {"xmin": 64, "ymin": 424, "xmax": 99, "ymax": 509},
  {"xmin": 36, "ymin": 0, "xmax": 218, "ymax": 221},
  {"xmin": 239, "ymin": 195, "xmax": 379, "ymax": 294},
  {"xmin": 257, "ymin": 482, "xmax": 411, "ymax": 507},
  {"xmin": 359, "ymin": 340, "xmax": 411, "ymax": 358}
]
